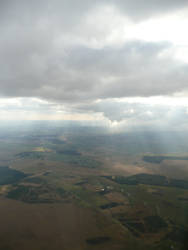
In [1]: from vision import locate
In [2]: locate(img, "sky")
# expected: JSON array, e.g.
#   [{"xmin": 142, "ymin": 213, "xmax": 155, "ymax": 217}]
[{"xmin": 1, "ymin": 0, "xmax": 188, "ymax": 130}]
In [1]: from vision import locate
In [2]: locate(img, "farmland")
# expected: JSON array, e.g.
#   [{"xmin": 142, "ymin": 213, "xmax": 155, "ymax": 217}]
[{"xmin": 0, "ymin": 123, "xmax": 188, "ymax": 249}]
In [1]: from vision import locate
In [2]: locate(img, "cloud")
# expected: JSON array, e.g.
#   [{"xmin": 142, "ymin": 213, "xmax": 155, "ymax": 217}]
[
  {"xmin": 74, "ymin": 98, "xmax": 188, "ymax": 132},
  {"xmin": 1, "ymin": 0, "xmax": 188, "ymax": 124},
  {"xmin": 1, "ymin": 37, "xmax": 188, "ymax": 102},
  {"xmin": 1, "ymin": 0, "xmax": 188, "ymax": 25},
  {"xmin": 106, "ymin": 0, "xmax": 188, "ymax": 21}
]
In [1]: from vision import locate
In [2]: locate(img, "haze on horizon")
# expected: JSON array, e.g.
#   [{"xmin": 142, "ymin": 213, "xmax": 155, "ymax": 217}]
[{"xmin": 1, "ymin": 0, "xmax": 188, "ymax": 131}]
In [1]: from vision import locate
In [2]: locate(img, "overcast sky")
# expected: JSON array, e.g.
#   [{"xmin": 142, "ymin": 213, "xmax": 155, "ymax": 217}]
[{"xmin": 1, "ymin": 0, "xmax": 188, "ymax": 129}]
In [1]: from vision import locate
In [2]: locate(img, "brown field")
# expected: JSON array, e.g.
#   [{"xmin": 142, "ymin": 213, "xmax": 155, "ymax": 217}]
[
  {"xmin": 0, "ymin": 130, "xmax": 188, "ymax": 250},
  {"xmin": 0, "ymin": 197, "xmax": 135, "ymax": 250}
]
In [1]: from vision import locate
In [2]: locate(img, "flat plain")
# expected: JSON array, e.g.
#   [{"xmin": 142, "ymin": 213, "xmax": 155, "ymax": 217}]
[{"xmin": 0, "ymin": 123, "xmax": 188, "ymax": 250}]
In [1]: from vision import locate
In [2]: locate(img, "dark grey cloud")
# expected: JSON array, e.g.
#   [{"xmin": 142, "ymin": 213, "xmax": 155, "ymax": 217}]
[
  {"xmin": 107, "ymin": 0, "xmax": 188, "ymax": 21},
  {"xmin": 65, "ymin": 42, "xmax": 188, "ymax": 99},
  {"xmin": 1, "ymin": 37, "xmax": 188, "ymax": 102},
  {"xmin": 1, "ymin": 0, "xmax": 187, "ymax": 25},
  {"xmin": 1, "ymin": 0, "xmax": 188, "ymax": 108}
]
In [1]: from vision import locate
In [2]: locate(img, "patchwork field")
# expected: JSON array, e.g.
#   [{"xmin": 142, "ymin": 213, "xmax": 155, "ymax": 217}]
[{"xmin": 0, "ymin": 125, "xmax": 188, "ymax": 249}]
